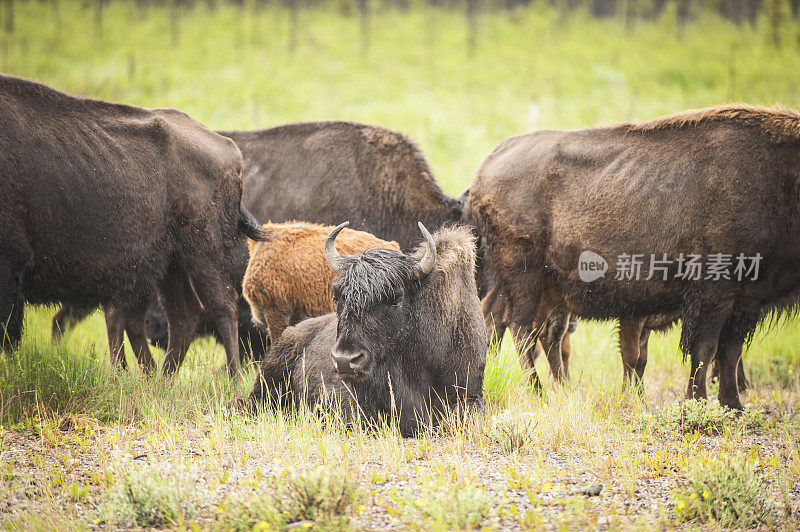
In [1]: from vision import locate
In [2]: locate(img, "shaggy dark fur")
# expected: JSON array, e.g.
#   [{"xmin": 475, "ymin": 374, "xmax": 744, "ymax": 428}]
[
  {"xmin": 467, "ymin": 104, "xmax": 800, "ymax": 409},
  {"xmin": 60, "ymin": 121, "xmax": 464, "ymax": 363},
  {"xmin": 244, "ymin": 226, "xmax": 487, "ymax": 436},
  {"xmin": 0, "ymin": 73, "xmax": 265, "ymax": 375},
  {"xmin": 225, "ymin": 122, "xmax": 464, "ymax": 251},
  {"xmin": 243, "ymin": 221, "xmax": 400, "ymax": 341}
]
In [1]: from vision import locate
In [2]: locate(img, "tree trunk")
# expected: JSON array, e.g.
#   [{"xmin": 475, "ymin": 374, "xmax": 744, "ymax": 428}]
[
  {"xmin": 4, "ymin": 0, "xmax": 14, "ymax": 33},
  {"xmin": 466, "ymin": 0, "xmax": 478, "ymax": 58},
  {"xmin": 288, "ymin": 0, "xmax": 298, "ymax": 52},
  {"xmin": 358, "ymin": 0, "xmax": 369, "ymax": 55},
  {"xmin": 591, "ymin": 0, "xmax": 617, "ymax": 18},
  {"xmin": 171, "ymin": 0, "xmax": 181, "ymax": 47},
  {"xmin": 95, "ymin": 0, "xmax": 104, "ymax": 40}
]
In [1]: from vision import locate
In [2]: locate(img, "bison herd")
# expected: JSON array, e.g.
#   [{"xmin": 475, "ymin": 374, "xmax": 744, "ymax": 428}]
[{"xmin": 2, "ymin": 73, "xmax": 797, "ymax": 434}]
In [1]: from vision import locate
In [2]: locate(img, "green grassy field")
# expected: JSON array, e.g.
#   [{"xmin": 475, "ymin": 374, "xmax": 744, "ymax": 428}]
[{"xmin": 2, "ymin": 1, "xmax": 800, "ymax": 529}]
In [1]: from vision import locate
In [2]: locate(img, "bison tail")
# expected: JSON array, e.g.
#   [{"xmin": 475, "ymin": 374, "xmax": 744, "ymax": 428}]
[{"xmin": 238, "ymin": 206, "xmax": 272, "ymax": 241}]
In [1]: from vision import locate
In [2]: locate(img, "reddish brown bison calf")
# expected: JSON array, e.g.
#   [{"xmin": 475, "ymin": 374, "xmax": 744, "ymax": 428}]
[{"xmin": 242, "ymin": 221, "xmax": 400, "ymax": 341}]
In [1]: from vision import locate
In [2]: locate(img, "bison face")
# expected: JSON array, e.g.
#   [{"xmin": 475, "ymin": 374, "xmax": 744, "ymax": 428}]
[
  {"xmin": 325, "ymin": 222, "xmax": 437, "ymax": 383},
  {"xmin": 330, "ymin": 286, "xmax": 407, "ymax": 381}
]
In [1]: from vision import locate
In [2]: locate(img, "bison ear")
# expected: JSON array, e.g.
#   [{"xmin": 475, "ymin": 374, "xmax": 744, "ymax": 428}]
[
  {"xmin": 324, "ymin": 221, "xmax": 350, "ymax": 272},
  {"xmin": 410, "ymin": 222, "xmax": 437, "ymax": 280}
]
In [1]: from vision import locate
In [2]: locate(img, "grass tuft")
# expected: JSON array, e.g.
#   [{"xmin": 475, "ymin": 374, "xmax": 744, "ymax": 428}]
[
  {"xmin": 482, "ymin": 410, "xmax": 537, "ymax": 454},
  {"xmin": 673, "ymin": 457, "xmax": 777, "ymax": 527},
  {"xmin": 0, "ymin": 340, "xmax": 119, "ymax": 424},
  {"xmin": 399, "ymin": 481, "xmax": 492, "ymax": 530},
  {"xmin": 94, "ymin": 465, "xmax": 197, "ymax": 527},
  {"xmin": 276, "ymin": 465, "xmax": 359, "ymax": 526},
  {"xmin": 214, "ymin": 489, "xmax": 284, "ymax": 531},
  {"xmin": 653, "ymin": 398, "xmax": 769, "ymax": 435}
]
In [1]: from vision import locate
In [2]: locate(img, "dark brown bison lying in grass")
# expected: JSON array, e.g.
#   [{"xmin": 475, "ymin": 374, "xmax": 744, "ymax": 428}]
[
  {"xmin": 0, "ymin": 73, "xmax": 267, "ymax": 375},
  {"xmin": 242, "ymin": 223, "xmax": 486, "ymax": 436},
  {"xmin": 243, "ymin": 221, "xmax": 400, "ymax": 341},
  {"xmin": 468, "ymin": 105, "xmax": 798, "ymax": 408}
]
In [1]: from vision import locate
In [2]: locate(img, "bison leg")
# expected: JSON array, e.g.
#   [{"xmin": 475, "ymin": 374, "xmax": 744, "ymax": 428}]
[
  {"xmin": 716, "ymin": 339, "xmax": 745, "ymax": 410},
  {"xmin": 714, "ymin": 309, "xmax": 758, "ymax": 410},
  {"xmin": 51, "ymin": 304, "xmax": 94, "ymax": 341},
  {"xmin": 710, "ymin": 357, "xmax": 748, "ymax": 392},
  {"xmin": 509, "ymin": 322, "xmax": 544, "ymax": 390},
  {"xmin": 736, "ymin": 358, "xmax": 748, "ymax": 392},
  {"xmin": 481, "ymin": 286, "xmax": 510, "ymax": 347},
  {"xmin": 124, "ymin": 299, "xmax": 157, "ymax": 373},
  {"xmin": 514, "ymin": 283, "xmax": 569, "ymax": 383},
  {"xmin": 263, "ymin": 299, "xmax": 293, "ymax": 344},
  {"xmin": 159, "ymin": 265, "xmax": 203, "ymax": 376},
  {"xmin": 144, "ymin": 305, "xmax": 169, "ymax": 351},
  {"xmin": 517, "ymin": 327, "xmax": 572, "ymax": 377},
  {"xmin": 559, "ymin": 315, "xmax": 573, "ymax": 377},
  {"xmin": 0, "ymin": 227, "xmax": 33, "ymax": 349},
  {"xmin": 541, "ymin": 306, "xmax": 570, "ymax": 382},
  {"xmin": 237, "ymin": 302, "xmax": 270, "ymax": 362},
  {"xmin": 563, "ymin": 334, "xmax": 573, "ymax": 372},
  {"xmin": 187, "ymin": 269, "xmax": 241, "ymax": 376},
  {"xmin": 103, "ymin": 306, "xmax": 127, "ymax": 369},
  {"xmin": 682, "ymin": 300, "xmax": 731, "ymax": 401},
  {"xmin": 636, "ymin": 328, "xmax": 651, "ymax": 381},
  {"xmin": 619, "ymin": 318, "xmax": 645, "ymax": 387},
  {"xmin": 0, "ymin": 269, "xmax": 25, "ymax": 350}
]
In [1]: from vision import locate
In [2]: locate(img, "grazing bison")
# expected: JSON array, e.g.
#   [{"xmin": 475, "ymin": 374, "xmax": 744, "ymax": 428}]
[
  {"xmin": 0, "ymin": 73, "xmax": 267, "ymax": 375},
  {"xmin": 243, "ymin": 221, "xmax": 400, "ymax": 342},
  {"xmin": 242, "ymin": 223, "xmax": 486, "ymax": 436},
  {"xmin": 468, "ymin": 105, "xmax": 800, "ymax": 409}
]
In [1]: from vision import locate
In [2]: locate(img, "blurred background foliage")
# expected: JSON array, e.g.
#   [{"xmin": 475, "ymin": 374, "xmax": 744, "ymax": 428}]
[{"xmin": 3, "ymin": 0, "xmax": 800, "ymax": 194}]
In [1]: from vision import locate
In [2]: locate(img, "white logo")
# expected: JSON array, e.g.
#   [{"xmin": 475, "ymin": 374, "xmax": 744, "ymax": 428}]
[{"xmin": 578, "ymin": 251, "xmax": 608, "ymax": 282}]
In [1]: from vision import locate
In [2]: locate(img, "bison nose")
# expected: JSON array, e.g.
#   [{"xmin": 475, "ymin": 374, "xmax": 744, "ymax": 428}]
[{"xmin": 331, "ymin": 351, "xmax": 366, "ymax": 375}]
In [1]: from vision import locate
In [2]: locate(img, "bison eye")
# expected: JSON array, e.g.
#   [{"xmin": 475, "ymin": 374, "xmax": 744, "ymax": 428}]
[{"xmin": 389, "ymin": 293, "xmax": 404, "ymax": 307}]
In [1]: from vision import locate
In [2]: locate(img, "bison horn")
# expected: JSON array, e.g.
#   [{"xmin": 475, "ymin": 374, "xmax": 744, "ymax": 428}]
[
  {"xmin": 411, "ymin": 222, "xmax": 437, "ymax": 280},
  {"xmin": 324, "ymin": 221, "xmax": 350, "ymax": 271}
]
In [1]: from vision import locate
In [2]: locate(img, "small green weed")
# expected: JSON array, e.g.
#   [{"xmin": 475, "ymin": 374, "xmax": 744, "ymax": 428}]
[
  {"xmin": 400, "ymin": 481, "xmax": 492, "ymax": 530},
  {"xmin": 277, "ymin": 465, "xmax": 358, "ymax": 526},
  {"xmin": 214, "ymin": 489, "xmax": 284, "ymax": 531},
  {"xmin": 483, "ymin": 412, "xmax": 537, "ymax": 454},
  {"xmin": 653, "ymin": 399, "xmax": 768, "ymax": 435},
  {"xmin": 673, "ymin": 457, "xmax": 776, "ymax": 527},
  {"xmin": 94, "ymin": 466, "xmax": 196, "ymax": 527}
]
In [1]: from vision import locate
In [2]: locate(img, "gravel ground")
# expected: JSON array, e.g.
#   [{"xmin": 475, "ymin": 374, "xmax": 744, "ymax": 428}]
[{"xmin": 2, "ymin": 403, "xmax": 798, "ymax": 530}]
